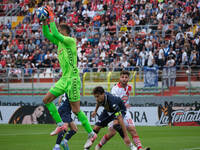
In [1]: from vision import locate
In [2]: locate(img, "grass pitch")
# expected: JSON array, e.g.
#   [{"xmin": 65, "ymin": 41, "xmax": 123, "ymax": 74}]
[{"xmin": 0, "ymin": 124, "xmax": 199, "ymax": 150}]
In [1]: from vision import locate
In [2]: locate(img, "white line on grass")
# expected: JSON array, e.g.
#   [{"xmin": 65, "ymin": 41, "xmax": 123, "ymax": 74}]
[
  {"xmin": 0, "ymin": 131, "xmax": 86, "ymax": 136},
  {"xmin": 0, "ymin": 132, "xmax": 49, "ymax": 136},
  {"xmin": 183, "ymin": 148, "xmax": 200, "ymax": 150}
]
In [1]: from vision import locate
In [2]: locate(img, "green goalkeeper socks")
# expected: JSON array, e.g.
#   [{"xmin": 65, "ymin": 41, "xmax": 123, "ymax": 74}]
[
  {"xmin": 77, "ymin": 110, "xmax": 93, "ymax": 133},
  {"xmin": 45, "ymin": 102, "xmax": 62, "ymax": 123}
]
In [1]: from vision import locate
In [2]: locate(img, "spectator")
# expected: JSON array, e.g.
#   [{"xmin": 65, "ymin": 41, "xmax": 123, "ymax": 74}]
[
  {"xmin": 181, "ymin": 48, "xmax": 188, "ymax": 69},
  {"xmin": 24, "ymin": 61, "xmax": 35, "ymax": 77},
  {"xmin": 120, "ymin": 55, "xmax": 129, "ymax": 68},
  {"xmin": 158, "ymin": 45, "xmax": 165, "ymax": 67},
  {"xmin": 147, "ymin": 51, "xmax": 155, "ymax": 67},
  {"xmin": 8, "ymin": 64, "xmax": 22, "ymax": 80},
  {"xmin": 0, "ymin": 57, "xmax": 6, "ymax": 68},
  {"xmin": 166, "ymin": 55, "xmax": 175, "ymax": 67},
  {"xmin": 53, "ymin": 60, "xmax": 60, "ymax": 73},
  {"xmin": 1, "ymin": 0, "xmax": 200, "ymax": 74}
]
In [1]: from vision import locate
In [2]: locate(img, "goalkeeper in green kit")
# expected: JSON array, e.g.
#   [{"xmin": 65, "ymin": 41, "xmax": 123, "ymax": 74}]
[{"xmin": 41, "ymin": 6, "xmax": 97, "ymax": 149}]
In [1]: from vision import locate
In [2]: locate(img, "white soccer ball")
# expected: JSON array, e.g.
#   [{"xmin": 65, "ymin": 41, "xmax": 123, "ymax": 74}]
[{"xmin": 36, "ymin": 7, "xmax": 49, "ymax": 21}]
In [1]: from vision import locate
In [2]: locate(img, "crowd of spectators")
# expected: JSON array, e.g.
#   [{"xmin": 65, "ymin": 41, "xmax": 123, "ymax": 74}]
[{"xmin": 0, "ymin": 0, "xmax": 200, "ymax": 78}]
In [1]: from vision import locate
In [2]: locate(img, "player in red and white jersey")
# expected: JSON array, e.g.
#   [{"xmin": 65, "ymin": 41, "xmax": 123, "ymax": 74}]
[
  {"xmin": 95, "ymin": 70, "xmax": 150, "ymax": 150},
  {"xmin": 111, "ymin": 81, "xmax": 132, "ymax": 106}
]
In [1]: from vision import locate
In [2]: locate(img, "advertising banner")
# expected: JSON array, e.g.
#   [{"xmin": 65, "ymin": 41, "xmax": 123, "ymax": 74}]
[
  {"xmin": 0, "ymin": 106, "xmax": 54, "ymax": 124},
  {"xmin": 0, "ymin": 106, "xmax": 158, "ymax": 126},
  {"xmin": 1, "ymin": 96, "xmax": 200, "ymax": 107},
  {"xmin": 1, "ymin": 106, "xmax": 199, "ymax": 126},
  {"xmin": 157, "ymin": 103, "xmax": 200, "ymax": 126},
  {"xmin": 71, "ymin": 107, "xmax": 158, "ymax": 126}
]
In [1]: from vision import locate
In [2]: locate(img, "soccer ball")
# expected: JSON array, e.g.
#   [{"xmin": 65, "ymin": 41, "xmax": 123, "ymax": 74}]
[{"xmin": 36, "ymin": 7, "xmax": 49, "ymax": 21}]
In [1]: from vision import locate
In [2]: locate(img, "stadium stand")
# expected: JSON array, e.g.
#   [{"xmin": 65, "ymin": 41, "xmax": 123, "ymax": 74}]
[{"xmin": 1, "ymin": 0, "xmax": 200, "ymax": 96}]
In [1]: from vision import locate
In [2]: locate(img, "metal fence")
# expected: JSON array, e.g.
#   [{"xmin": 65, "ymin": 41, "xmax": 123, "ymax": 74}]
[{"xmin": 0, "ymin": 66, "xmax": 200, "ymax": 96}]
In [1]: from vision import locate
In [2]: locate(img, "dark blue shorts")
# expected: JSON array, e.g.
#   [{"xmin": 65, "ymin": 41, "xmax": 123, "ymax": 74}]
[
  {"xmin": 95, "ymin": 110, "xmax": 125, "ymax": 127},
  {"xmin": 59, "ymin": 111, "xmax": 73, "ymax": 123},
  {"xmin": 58, "ymin": 107, "xmax": 73, "ymax": 123}
]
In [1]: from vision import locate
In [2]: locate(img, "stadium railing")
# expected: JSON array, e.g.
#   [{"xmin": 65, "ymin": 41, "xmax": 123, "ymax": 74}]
[
  {"xmin": 0, "ymin": 65, "xmax": 200, "ymax": 96},
  {"xmin": 0, "ymin": 21, "xmax": 179, "ymax": 39},
  {"xmin": 72, "ymin": 24, "xmax": 180, "ymax": 38}
]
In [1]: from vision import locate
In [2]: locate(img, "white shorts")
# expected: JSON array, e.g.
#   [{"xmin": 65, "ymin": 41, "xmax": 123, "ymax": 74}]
[{"xmin": 108, "ymin": 111, "xmax": 135, "ymax": 128}]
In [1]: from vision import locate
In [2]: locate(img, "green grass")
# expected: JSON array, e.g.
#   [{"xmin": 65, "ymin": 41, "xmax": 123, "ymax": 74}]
[{"xmin": 0, "ymin": 125, "xmax": 200, "ymax": 150}]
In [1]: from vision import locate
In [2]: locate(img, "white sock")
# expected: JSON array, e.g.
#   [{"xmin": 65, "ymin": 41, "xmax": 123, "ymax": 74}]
[
  {"xmin": 55, "ymin": 144, "xmax": 60, "ymax": 148},
  {"xmin": 57, "ymin": 122, "xmax": 64, "ymax": 127},
  {"xmin": 63, "ymin": 139, "xmax": 68, "ymax": 143},
  {"xmin": 129, "ymin": 143, "xmax": 133, "ymax": 147},
  {"xmin": 129, "ymin": 143, "xmax": 137, "ymax": 150},
  {"xmin": 88, "ymin": 131, "xmax": 95, "ymax": 137}
]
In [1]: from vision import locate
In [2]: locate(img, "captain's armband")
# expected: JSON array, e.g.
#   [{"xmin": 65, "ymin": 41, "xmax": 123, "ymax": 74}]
[{"xmin": 115, "ymin": 111, "xmax": 122, "ymax": 117}]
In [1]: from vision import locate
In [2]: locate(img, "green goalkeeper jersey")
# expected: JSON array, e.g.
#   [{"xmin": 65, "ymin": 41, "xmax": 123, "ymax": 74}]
[{"xmin": 42, "ymin": 22, "xmax": 79, "ymax": 77}]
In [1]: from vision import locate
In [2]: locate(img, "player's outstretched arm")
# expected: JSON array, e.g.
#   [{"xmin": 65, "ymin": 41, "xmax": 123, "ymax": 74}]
[
  {"xmin": 44, "ymin": 6, "xmax": 65, "ymax": 41},
  {"xmin": 42, "ymin": 19, "xmax": 58, "ymax": 45},
  {"xmin": 45, "ymin": 6, "xmax": 75, "ymax": 46},
  {"xmin": 116, "ymin": 113, "xmax": 132, "ymax": 146},
  {"xmin": 50, "ymin": 21, "xmax": 75, "ymax": 46},
  {"xmin": 116, "ymin": 113, "xmax": 128, "ymax": 138},
  {"xmin": 91, "ymin": 103, "xmax": 100, "ymax": 118}
]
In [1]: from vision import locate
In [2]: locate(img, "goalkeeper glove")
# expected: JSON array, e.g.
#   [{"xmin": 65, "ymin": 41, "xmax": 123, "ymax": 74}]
[{"xmin": 44, "ymin": 5, "xmax": 54, "ymax": 21}]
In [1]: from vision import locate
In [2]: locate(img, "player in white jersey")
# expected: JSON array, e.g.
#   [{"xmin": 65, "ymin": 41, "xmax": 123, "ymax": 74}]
[{"xmin": 94, "ymin": 70, "xmax": 150, "ymax": 150}]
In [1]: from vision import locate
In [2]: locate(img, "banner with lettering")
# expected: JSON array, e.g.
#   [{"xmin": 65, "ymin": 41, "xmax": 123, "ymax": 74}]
[
  {"xmin": 0, "ymin": 106, "xmax": 158, "ymax": 126},
  {"xmin": 157, "ymin": 104, "xmax": 200, "ymax": 126},
  {"xmin": 143, "ymin": 67, "xmax": 158, "ymax": 87},
  {"xmin": 2, "ymin": 106, "xmax": 199, "ymax": 126}
]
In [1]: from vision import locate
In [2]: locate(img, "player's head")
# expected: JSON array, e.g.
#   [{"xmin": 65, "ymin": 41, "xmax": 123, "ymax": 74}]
[
  {"xmin": 93, "ymin": 86, "xmax": 105, "ymax": 104},
  {"xmin": 58, "ymin": 23, "xmax": 71, "ymax": 36},
  {"xmin": 119, "ymin": 70, "xmax": 130, "ymax": 87}
]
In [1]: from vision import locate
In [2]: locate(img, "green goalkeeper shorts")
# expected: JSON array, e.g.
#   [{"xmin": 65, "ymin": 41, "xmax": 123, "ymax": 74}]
[{"xmin": 49, "ymin": 76, "xmax": 81, "ymax": 102}]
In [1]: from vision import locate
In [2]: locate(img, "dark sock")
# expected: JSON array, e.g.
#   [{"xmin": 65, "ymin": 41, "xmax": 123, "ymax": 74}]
[
  {"xmin": 56, "ymin": 130, "xmax": 66, "ymax": 144},
  {"xmin": 65, "ymin": 130, "xmax": 76, "ymax": 141},
  {"xmin": 113, "ymin": 124, "xmax": 124, "ymax": 138},
  {"xmin": 93, "ymin": 129, "xmax": 99, "ymax": 134}
]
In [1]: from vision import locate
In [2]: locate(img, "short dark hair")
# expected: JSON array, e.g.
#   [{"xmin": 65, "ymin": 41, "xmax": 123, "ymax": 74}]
[
  {"xmin": 120, "ymin": 70, "xmax": 130, "ymax": 76},
  {"xmin": 59, "ymin": 23, "xmax": 71, "ymax": 35},
  {"xmin": 93, "ymin": 86, "xmax": 105, "ymax": 95}
]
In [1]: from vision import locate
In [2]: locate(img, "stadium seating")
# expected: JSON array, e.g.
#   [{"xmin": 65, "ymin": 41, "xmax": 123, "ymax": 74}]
[
  {"xmin": 0, "ymin": 0, "xmax": 200, "ymax": 73},
  {"xmin": 0, "ymin": 0, "xmax": 200, "ymax": 96}
]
